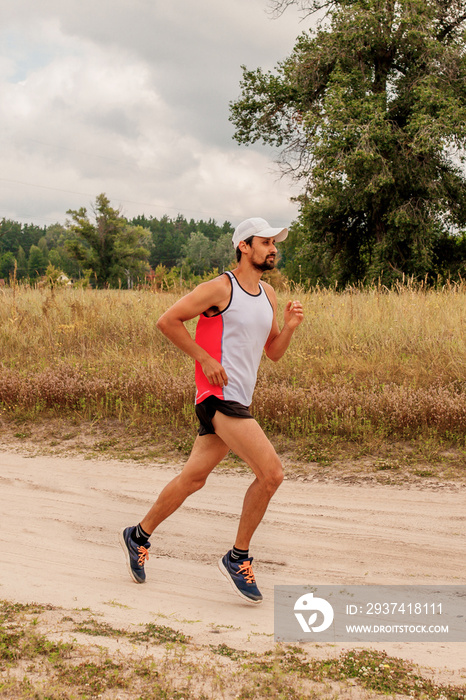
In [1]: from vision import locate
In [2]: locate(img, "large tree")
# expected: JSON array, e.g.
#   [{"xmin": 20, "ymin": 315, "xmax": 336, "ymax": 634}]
[
  {"xmin": 66, "ymin": 194, "xmax": 150, "ymax": 287},
  {"xmin": 231, "ymin": 0, "xmax": 466, "ymax": 285}
]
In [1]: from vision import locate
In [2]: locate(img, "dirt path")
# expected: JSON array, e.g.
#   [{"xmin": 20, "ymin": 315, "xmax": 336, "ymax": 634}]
[{"xmin": 1, "ymin": 451, "xmax": 465, "ymax": 677}]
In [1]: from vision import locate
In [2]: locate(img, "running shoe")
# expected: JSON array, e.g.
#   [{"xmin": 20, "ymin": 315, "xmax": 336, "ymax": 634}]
[
  {"xmin": 119, "ymin": 526, "xmax": 150, "ymax": 584},
  {"xmin": 218, "ymin": 551, "xmax": 263, "ymax": 604}
]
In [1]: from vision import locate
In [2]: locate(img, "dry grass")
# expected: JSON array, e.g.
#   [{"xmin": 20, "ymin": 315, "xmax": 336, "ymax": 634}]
[{"xmin": 1, "ymin": 283, "xmax": 466, "ymax": 461}]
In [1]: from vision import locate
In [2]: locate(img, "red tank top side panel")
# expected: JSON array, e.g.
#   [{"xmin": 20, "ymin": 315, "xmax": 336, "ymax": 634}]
[{"xmin": 195, "ymin": 313, "xmax": 224, "ymax": 403}]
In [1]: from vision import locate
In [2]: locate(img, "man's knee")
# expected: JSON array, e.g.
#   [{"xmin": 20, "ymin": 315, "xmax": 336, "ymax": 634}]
[
  {"xmin": 261, "ymin": 458, "xmax": 284, "ymax": 494},
  {"xmin": 178, "ymin": 473, "xmax": 207, "ymax": 495}
]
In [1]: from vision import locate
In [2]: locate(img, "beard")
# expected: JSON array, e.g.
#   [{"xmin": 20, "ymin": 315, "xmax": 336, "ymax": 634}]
[{"xmin": 252, "ymin": 256, "xmax": 276, "ymax": 272}]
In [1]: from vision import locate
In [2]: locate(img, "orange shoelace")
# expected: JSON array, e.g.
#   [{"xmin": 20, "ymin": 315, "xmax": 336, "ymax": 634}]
[
  {"xmin": 237, "ymin": 560, "xmax": 256, "ymax": 584},
  {"xmin": 137, "ymin": 545, "xmax": 150, "ymax": 567}
]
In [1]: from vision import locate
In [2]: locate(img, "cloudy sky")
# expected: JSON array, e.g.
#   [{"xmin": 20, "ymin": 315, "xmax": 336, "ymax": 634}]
[{"xmin": 0, "ymin": 0, "xmax": 311, "ymax": 230}]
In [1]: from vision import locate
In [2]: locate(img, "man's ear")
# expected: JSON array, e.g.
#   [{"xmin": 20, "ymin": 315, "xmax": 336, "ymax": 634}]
[{"xmin": 238, "ymin": 238, "xmax": 253, "ymax": 255}]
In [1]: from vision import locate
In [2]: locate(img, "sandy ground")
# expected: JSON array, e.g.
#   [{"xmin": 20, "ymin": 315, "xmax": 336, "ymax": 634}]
[{"xmin": 1, "ymin": 450, "xmax": 465, "ymax": 681}]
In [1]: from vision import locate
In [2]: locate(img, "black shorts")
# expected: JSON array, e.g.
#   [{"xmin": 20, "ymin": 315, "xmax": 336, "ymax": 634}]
[{"xmin": 195, "ymin": 395, "xmax": 254, "ymax": 436}]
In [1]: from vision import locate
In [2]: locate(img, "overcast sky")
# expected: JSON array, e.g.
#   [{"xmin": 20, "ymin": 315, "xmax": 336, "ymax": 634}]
[{"xmin": 0, "ymin": 0, "xmax": 312, "ymax": 230}]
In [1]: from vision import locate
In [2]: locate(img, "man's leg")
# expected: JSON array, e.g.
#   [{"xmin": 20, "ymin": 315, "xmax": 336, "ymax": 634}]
[
  {"xmin": 140, "ymin": 433, "xmax": 230, "ymax": 533},
  {"xmin": 212, "ymin": 413, "xmax": 283, "ymax": 604},
  {"xmin": 212, "ymin": 413, "xmax": 283, "ymax": 548},
  {"xmin": 120, "ymin": 433, "xmax": 229, "ymax": 583}
]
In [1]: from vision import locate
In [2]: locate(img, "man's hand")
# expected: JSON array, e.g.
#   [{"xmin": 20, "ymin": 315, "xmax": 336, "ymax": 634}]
[
  {"xmin": 284, "ymin": 300, "xmax": 304, "ymax": 331},
  {"xmin": 200, "ymin": 356, "xmax": 229, "ymax": 388}
]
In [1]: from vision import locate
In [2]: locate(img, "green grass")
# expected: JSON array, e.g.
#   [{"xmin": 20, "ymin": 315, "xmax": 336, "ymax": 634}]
[
  {"xmin": 1, "ymin": 599, "xmax": 464, "ymax": 700},
  {"xmin": 0, "ymin": 602, "xmax": 72, "ymax": 668},
  {"xmin": 273, "ymin": 646, "xmax": 466, "ymax": 699},
  {"xmin": 130, "ymin": 622, "xmax": 190, "ymax": 645},
  {"xmin": 74, "ymin": 617, "xmax": 190, "ymax": 644}
]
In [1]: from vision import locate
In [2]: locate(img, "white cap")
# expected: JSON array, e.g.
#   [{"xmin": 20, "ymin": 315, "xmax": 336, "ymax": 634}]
[{"xmin": 232, "ymin": 217, "xmax": 288, "ymax": 248}]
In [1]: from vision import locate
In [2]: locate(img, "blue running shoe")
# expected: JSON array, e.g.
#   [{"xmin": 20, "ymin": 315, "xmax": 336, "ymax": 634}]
[
  {"xmin": 218, "ymin": 551, "xmax": 263, "ymax": 604},
  {"xmin": 119, "ymin": 526, "xmax": 151, "ymax": 584}
]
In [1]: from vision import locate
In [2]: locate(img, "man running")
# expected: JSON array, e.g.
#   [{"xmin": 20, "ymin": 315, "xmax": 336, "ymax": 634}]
[{"xmin": 120, "ymin": 217, "xmax": 304, "ymax": 604}]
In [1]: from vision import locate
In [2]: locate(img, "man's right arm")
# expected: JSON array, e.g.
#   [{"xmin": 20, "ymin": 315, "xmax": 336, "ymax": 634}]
[{"xmin": 156, "ymin": 276, "xmax": 230, "ymax": 388}]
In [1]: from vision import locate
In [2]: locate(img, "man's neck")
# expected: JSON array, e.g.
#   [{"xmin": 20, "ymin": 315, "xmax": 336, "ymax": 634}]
[{"xmin": 232, "ymin": 263, "xmax": 263, "ymax": 294}]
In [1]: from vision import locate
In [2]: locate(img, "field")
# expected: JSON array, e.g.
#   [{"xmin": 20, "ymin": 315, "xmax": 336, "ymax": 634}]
[
  {"xmin": 1, "ymin": 283, "xmax": 465, "ymax": 698},
  {"xmin": 1, "ymin": 281, "xmax": 466, "ymax": 480}
]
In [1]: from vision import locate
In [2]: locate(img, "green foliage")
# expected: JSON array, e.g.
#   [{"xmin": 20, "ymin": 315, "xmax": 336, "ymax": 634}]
[
  {"xmin": 0, "ymin": 252, "xmax": 16, "ymax": 279},
  {"xmin": 0, "ymin": 219, "xmax": 46, "ymax": 257},
  {"xmin": 27, "ymin": 245, "xmax": 47, "ymax": 278},
  {"xmin": 0, "ymin": 219, "xmax": 80, "ymax": 281},
  {"xmin": 129, "ymin": 622, "xmax": 190, "ymax": 645},
  {"xmin": 133, "ymin": 213, "xmax": 234, "ymax": 271},
  {"xmin": 65, "ymin": 193, "xmax": 150, "ymax": 288},
  {"xmin": 0, "ymin": 600, "xmax": 71, "ymax": 663},
  {"xmin": 0, "ymin": 205, "xmax": 236, "ymax": 287},
  {"xmin": 273, "ymin": 645, "xmax": 466, "ymax": 700},
  {"xmin": 231, "ymin": 0, "xmax": 466, "ymax": 285},
  {"xmin": 44, "ymin": 264, "xmax": 70, "ymax": 288},
  {"xmin": 16, "ymin": 246, "xmax": 27, "ymax": 279},
  {"xmin": 182, "ymin": 230, "xmax": 234, "ymax": 275}
]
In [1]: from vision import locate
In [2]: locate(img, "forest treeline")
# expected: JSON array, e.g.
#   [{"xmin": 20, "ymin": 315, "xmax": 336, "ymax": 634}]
[
  {"xmin": 1, "ymin": 189, "xmax": 466, "ymax": 289},
  {"xmin": 0, "ymin": 195, "xmax": 236, "ymax": 288}
]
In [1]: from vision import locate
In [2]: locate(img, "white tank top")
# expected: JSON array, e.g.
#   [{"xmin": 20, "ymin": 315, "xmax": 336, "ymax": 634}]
[{"xmin": 195, "ymin": 271, "xmax": 274, "ymax": 406}]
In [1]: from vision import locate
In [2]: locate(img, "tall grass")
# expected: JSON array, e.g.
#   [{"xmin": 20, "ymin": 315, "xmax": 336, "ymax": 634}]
[{"xmin": 1, "ymin": 282, "xmax": 466, "ymax": 444}]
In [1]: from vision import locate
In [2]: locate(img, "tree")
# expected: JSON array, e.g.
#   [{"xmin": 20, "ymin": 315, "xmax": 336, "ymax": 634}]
[
  {"xmin": 16, "ymin": 246, "xmax": 27, "ymax": 279},
  {"xmin": 212, "ymin": 232, "xmax": 236, "ymax": 271},
  {"xmin": 231, "ymin": 0, "xmax": 466, "ymax": 285},
  {"xmin": 46, "ymin": 223, "xmax": 83, "ymax": 278},
  {"xmin": 181, "ymin": 231, "xmax": 235, "ymax": 275},
  {"xmin": 0, "ymin": 219, "xmax": 22, "ymax": 256},
  {"xmin": 65, "ymin": 194, "xmax": 150, "ymax": 287},
  {"xmin": 132, "ymin": 214, "xmax": 234, "ymax": 270},
  {"xmin": 37, "ymin": 236, "xmax": 49, "ymax": 267},
  {"xmin": 181, "ymin": 231, "xmax": 213, "ymax": 275},
  {"xmin": 45, "ymin": 223, "xmax": 68, "ymax": 249},
  {"xmin": 145, "ymin": 214, "xmax": 189, "ymax": 269},
  {"xmin": 0, "ymin": 219, "xmax": 45, "ymax": 258},
  {"xmin": 0, "ymin": 252, "xmax": 16, "ymax": 279},
  {"xmin": 28, "ymin": 245, "xmax": 47, "ymax": 278}
]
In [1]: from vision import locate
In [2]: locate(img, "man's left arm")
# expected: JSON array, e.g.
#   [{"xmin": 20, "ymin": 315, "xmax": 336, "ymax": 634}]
[{"xmin": 264, "ymin": 287, "xmax": 304, "ymax": 362}]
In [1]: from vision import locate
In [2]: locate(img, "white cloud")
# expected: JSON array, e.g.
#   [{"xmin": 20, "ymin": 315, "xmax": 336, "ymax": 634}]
[{"xmin": 0, "ymin": 1, "xmax": 308, "ymax": 228}]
